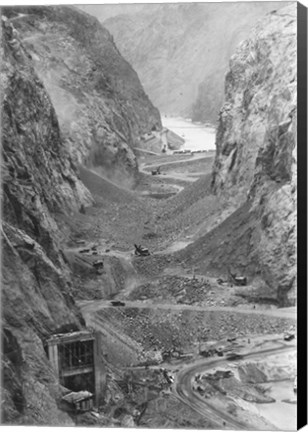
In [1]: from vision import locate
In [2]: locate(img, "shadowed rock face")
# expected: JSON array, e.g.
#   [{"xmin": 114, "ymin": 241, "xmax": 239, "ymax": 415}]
[
  {"xmin": 1, "ymin": 7, "xmax": 161, "ymax": 423},
  {"xmin": 2, "ymin": 6, "xmax": 161, "ymax": 184},
  {"xmin": 211, "ymin": 4, "xmax": 297, "ymax": 305},
  {"xmin": 1, "ymin": 18, "xmax": 88, "ymax": 424}
]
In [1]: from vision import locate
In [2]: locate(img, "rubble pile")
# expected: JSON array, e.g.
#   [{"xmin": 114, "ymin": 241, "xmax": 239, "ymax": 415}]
[
  {"xmin": 194, "ymin": 373, "xmax": 275, "ymax": 404},
  {"xmin": 97, "ymin": 307, "xmax": 294, "ymax": 362},
  {"xmin": 128, "ymin": 275, "xmax": 211, "ymax": 305}
]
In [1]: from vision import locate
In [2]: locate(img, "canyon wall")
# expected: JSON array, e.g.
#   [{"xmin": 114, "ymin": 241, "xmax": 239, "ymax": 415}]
[
  {"xmin": 182, "ymin": 4, "xmax": 297, "ymax": 306},
  {"xmin": 3, "ymin": 6, "xmax": 161, "ymax": 183},
  {"xmin": 103, "ymin": 2, "xmax": 287, "ymax": 123},
  {"xmin": 1, "ymin": 16, "xmax": 89, "ymax": 424},
  {"xmin": 1, "ymin": 6, "xmax": 164, "ymax": 422}
]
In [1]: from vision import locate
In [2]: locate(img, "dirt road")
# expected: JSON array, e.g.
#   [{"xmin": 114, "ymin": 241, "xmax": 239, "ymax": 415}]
[
  {"xmin": 74, "ymin": 149, "xmax": 296, "ymax": 429},
  {"xmin": 139, "ymin": 154, "xmax": 210, "ymax": 184},
  {"xmin": 141, "ymin": 153, "xmax": 211, "ymax": 169},
  {"xmin": 78, "ymin": 298, "xmax": 296, "ymax": 320},
  {"xmin": 174, "ymin": 343, "xmax": 296, "ymax": 430},
  {"xmin": 78, "ymin": 290, "xmax": 295, "ymax": 429}
]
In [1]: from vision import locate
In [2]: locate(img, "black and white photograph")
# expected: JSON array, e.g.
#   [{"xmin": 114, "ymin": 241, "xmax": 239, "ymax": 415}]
[{"xmin": 1, "ymin": 0, "xmax": 306, "ymax": 429}]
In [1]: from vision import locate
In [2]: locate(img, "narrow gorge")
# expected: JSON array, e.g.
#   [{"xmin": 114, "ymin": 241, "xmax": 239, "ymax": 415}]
[{"xmin": 1, "ymin": 2, "xmax": 299, "ymax": 429}]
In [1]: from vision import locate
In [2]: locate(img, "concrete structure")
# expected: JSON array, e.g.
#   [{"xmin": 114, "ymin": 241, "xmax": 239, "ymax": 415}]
[{"xmin": 46, "ymin": 330, "xmax": 105, "ymax": 406}]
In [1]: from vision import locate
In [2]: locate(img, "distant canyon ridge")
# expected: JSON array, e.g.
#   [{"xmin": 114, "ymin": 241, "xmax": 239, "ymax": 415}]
[{"xmin": 80, "ymin": 2, "xmax": 290, "ymax": 124}]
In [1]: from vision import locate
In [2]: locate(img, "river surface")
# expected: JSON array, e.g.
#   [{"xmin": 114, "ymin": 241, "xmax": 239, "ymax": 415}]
[
  {"xmin": 254, "ymin": 379, "xmax": 297, "ymax": 430},
  {"xmin": 162, "ymin": 116, "xmax": 216, "ymax": 152}
]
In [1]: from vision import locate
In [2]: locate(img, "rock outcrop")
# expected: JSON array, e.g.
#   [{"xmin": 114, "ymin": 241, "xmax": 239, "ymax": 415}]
[
  {"xmin": 1, "ymin": 17, "xmax": 90, "ymax": 424},
  {"xmin": 102, "ymin": 2, "xmax": 286, "ymax": 123},
  {"xmin": 3, "ymin": 6, "xmax": 161, "ymax": 183},
  {"xmin": 182, "ymin": 5, "xmax": 297, "ymax": 306}
]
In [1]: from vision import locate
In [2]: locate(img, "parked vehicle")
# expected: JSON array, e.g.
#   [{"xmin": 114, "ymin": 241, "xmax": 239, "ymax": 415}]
[
  {"xmin": 284, "ymin": 332, "xmax": 295, "ymax": 341},
  {"xmin": 226, "ymin": 352, "xmax": 243, "ymax": 361},
  {"xmin": 111, "ymin": 301, "xmax": 125, "ymax": 307}
]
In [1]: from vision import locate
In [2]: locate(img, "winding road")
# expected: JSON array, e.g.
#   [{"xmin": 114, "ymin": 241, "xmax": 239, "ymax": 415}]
[
  {"xmin": 78, "ymin": 293, "xmax": 296, "ymax": 430},
  {"xmin": 173, "ymin": 342, "xmax": 296, "ymax": 430}
]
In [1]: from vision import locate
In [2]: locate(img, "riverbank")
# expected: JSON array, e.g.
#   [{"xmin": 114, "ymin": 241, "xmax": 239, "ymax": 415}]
[{"xmin": 162, "ymin": 116, "xmax": 216, "ymax": 152}]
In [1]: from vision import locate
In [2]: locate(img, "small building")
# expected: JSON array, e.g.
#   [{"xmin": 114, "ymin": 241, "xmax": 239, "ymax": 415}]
[{"xmin": 61, "ymin": 390, "xmax": 94, "ymax": 413}]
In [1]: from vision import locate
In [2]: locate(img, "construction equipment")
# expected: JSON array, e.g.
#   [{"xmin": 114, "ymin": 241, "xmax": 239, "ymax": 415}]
[
  {"xmin": 228, "ymin": 269, "xmax": 247, "ymax": 286},
  {"xmin": 93, "ymin": 260, "xmax": 104, "ymax": 274},
  {"xmin": 217, "ymin": 278, "xmax": 228, "ymax": 286},
  {"xmin": 226, "ymin": 352, "xmax": 243, "ymax": 361},
  {"xmin": 134, "ymin": 244, "xmax": 150, "ymax": 256},
  {"xmin": 111, "ymin": 300, "xmax": 125, "ymax": 307},
  {"xmin": 284, "ymin": 332, "xmax": 295, "ymax": 341},
  {"xmin": 217, "ymin": 347, "xmax": 224, "ymax": 357},
  {"xmin": 161, "ymin": 368, "xmax": 174, "ymax": 384},
  {"xmin": 151, "ymin": 166, "xmax": 161, "ymax": 175}
]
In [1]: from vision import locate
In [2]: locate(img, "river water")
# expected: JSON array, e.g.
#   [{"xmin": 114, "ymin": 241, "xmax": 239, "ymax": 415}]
[
  {"xmin": 162, "ymin": 116, "xmax": 216, "ymax": 152},
  {"xmin": 254, "ymin": 379, "xmax": 297, "ymax": 430}
]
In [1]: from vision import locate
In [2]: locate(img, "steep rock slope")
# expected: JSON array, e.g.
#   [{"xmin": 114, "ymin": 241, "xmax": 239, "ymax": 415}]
[
  {"xmin": 180, "ymin": 4, "xmax": 297, "ymax": 306},
  {"xmin": 3, "ymin": 6, "xmax": 161, "ymax": 183},
  {"xmin": 103, "ymin": 2, "xmax": 286, "ymax": 123},
  {"xmin": 1, "ymin": 18, "xmax": 92, "ymax": 424},
  {"xmin": 78, "ymin": 4, "xmax": 146, "ymax": 21}
]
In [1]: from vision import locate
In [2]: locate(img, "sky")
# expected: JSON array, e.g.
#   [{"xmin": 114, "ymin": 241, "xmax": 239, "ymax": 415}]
[{"xmin": 0, "ymin": 0, "xmax": 307, "ymax": 7}]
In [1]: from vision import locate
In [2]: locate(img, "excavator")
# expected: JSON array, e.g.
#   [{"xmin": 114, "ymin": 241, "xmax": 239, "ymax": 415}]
[
  {"xmin": 134, "ymin": 244, "xmax": 150, "ymax": 256},
  {"xmin": 228, "ymin": 269, "xmax": 247, "ymax": 286}
]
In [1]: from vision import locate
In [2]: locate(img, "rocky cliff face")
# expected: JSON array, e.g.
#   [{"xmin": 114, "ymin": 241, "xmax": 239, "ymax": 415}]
[
  {"xmin": 1, "ymin": 17, "xmax": 92, "ymax": 424},
  {"xmin": 102, "ymin": 2, "xmax": 287, "ymax": 123},
  {"xmin": 3, "ymin": 6, "xmax": 161, "ymax": 183},
  {"xmin": 184, "ymin": 4, "xmax": 297, "ymax": 306}
]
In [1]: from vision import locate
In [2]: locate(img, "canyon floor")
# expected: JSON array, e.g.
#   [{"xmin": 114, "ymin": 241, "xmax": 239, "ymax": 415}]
[{"xmin": 62, "ymin": 151, "xmax": 296, "ymax": 429}]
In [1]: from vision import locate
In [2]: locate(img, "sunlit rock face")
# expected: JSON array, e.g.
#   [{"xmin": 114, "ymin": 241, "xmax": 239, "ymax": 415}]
[
  {"xmin": 211, "ymin": 4, "xmax": 297, "ymax": 305},
  {"xmin": 102, "ymin": 2, "xmax": 287, "ymax": 123},
  {"xmin": 2, "ymin": 6, "xmax": 161, "ymax": 183},
  {"xmin": 1, "ymin": 17, "xmax": 88, "ymax": 424}
]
